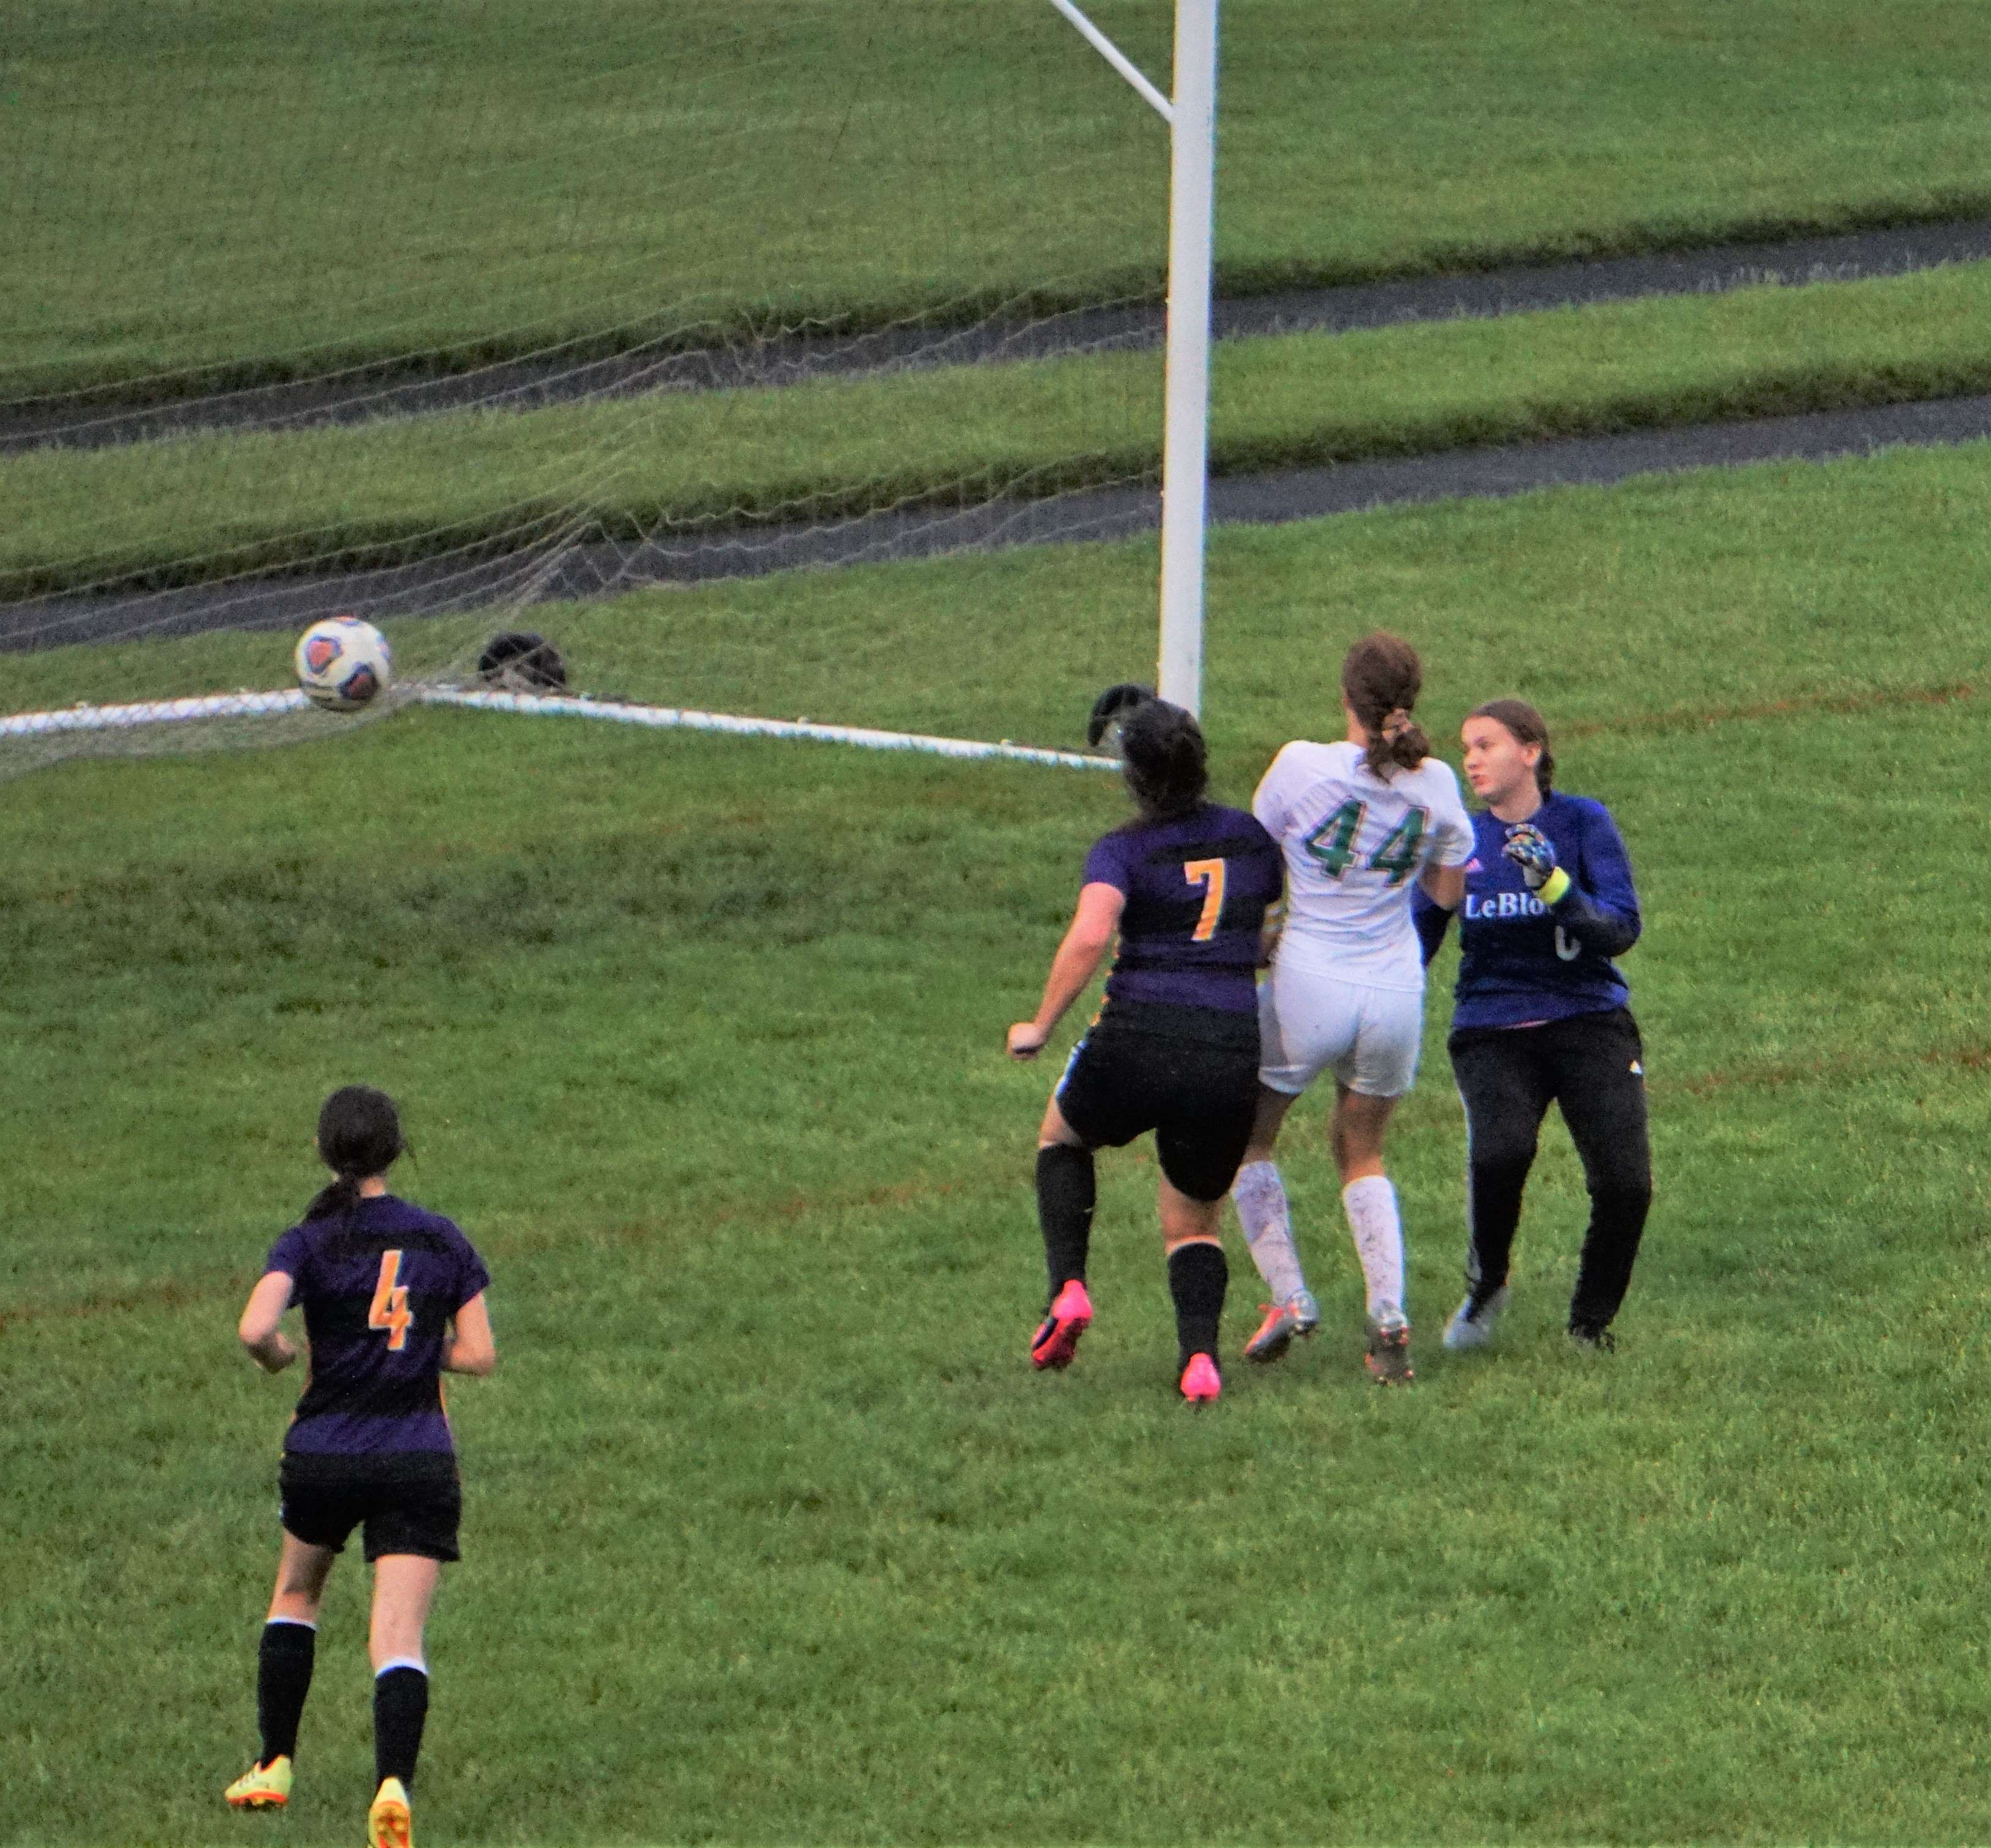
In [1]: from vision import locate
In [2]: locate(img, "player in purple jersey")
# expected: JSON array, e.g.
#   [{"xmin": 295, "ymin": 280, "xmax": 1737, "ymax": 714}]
[
  {"xmin": 1412, "ymin": 700, "xmax": 1652, "ymax": 1353},
  {"xmin": 1007, "ymin": 694, "xmax": 1284, "ymax": 1404},
  {"xmin": 224, "ymin": 1086, "xmax": 494, "ymax": 1848}
]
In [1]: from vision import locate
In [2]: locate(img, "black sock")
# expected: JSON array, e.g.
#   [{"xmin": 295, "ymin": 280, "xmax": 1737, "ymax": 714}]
[
  {"xmin": 1167, "ymin": 1241, "xmax": 1227, "ymax": 1370},
  {"xmin": 256, "ymin": 1619, "xmax": 316, "ymax": 1765},
  {"xmin": 373, "ymin": 1666, "xmax": 429, "ymax": 1790},
  {"xmin": 1035, "ymin": 1145, "xmax": 1095, "ymax": 1300}
]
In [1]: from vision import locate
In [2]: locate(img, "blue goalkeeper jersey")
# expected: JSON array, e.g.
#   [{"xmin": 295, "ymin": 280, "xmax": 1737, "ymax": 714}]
[{"xmin": 1415, "ymin": 792, "xmax": 1641, "ymax": 1030}]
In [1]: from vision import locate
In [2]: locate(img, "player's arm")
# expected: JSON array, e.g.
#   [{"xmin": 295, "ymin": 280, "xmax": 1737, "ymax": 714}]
[
  {"xmin": 1251, "ymin": 746, "xmax": 1294, "ymax": 841},
  {"xmin": 1418, "ymin": 861, "xmax": 1465, "ymax": 910},
  {"xmin": 238, "ymin": 1271, "xmax": 299, "ymax": 1374},
  {"xmin": 1258, "ymin": 896, "xmax": 1286, "ymax": 968},
  {"xmin": 1503, "ymin": 814, "xmax": 1640, "ymax": 956},
  {"xmin": 1411, "ymin": 886, "xmax": 1456, "ymax": 966},
  {"xmin": 1412, "ymin": 791, "xmax": 1470, "ymax": 959},
  {"xmin": 442, "ymin": 1291, "xmax": 497, "ymax": 1377},
  {"xmin": 1418, "ymin": 777, "xmax": 1472, "ymax": 914},
  {"xmin": 1007, "ymin": 881, "xmax": 1125, "ymax": 1059},
  {"xmin": 1553, "ymin": 814, "xmax": 1641, "ymax": 955}
]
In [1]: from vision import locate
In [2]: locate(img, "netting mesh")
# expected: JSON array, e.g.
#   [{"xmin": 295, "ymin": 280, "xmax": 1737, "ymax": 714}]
[{"xmin": 2, "ymin": 0, "xmax": 1180, "ymax": 776}]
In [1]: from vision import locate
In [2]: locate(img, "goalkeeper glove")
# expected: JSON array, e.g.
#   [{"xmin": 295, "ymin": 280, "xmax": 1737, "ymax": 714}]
[{"xmin": 1502, "ymin": 824, "xmax": 1570, "ymax": 905}]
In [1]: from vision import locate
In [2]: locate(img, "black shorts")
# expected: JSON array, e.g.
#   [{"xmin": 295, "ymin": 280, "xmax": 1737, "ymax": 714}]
[
  {"xmin": 278, "ymin": 1452, "xmax": 463, "ymax": 1564},
  {"xmin": 1055, "ymin": 1007, "xmax": 1260, "ymax": 1202}
]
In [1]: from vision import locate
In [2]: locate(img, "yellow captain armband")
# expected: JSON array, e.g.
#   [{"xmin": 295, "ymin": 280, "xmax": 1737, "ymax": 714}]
[{"xmin": 1538, "ymin": 867, "xmax": 1571, "ymax": 907}]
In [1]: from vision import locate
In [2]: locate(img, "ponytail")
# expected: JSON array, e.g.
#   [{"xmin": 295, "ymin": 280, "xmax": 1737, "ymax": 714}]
[
  {"xmin": 1368, "ymin": 708, "xmax": 1431, "ymax": 781},
  {"xmin": 303, "ymin": 1173, "xmax": 364, "ymax": 1223},
  {"xmin": 1117, "ymin": 697, "xmax": 1210, "ymax": 822},
  {"xmin": 1341, "ymin": 633, "xmax": 1429, "ymax": 780}
]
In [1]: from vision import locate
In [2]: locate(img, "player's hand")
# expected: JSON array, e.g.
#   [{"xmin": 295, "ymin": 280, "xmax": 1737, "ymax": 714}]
[
  {"xmin": 1502, "ymin": 823, "xmax": 1558, "ymax": 891},
  {"xmin": 1007, "ymin": 1022, "xmax": 1050, "ymax": 1060}
]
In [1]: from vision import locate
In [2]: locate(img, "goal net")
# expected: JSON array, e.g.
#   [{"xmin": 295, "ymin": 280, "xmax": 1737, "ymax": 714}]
[{"xmin": 1, "ymin": 0, "xmax": 1182, "ymax": 777}]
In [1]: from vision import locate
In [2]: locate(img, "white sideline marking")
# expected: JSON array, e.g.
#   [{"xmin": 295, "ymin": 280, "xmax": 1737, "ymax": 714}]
[{"xmin": 1, "ymin": 685, "xmax": 1120, "ymax": 773}]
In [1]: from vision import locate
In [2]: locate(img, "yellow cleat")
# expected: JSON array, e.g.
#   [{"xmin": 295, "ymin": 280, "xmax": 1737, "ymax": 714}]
[
  {"xmin": 224, "ymin": 1756, "xmax": 293, "ymax": 1809},
  {"xmin": 367, "ymin": 1776, "xmax": 412, "ymax": 1848}
]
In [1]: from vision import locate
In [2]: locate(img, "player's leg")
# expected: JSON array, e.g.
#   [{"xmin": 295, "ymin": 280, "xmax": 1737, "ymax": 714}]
[
  {"xmin": 1234, "ymin": 963, "xmax": 1352, "ymax": 1359},
  {"xmin": 362, "ymin": 1466, "xmax": 460, "ymax": 1848},
  {"xmin": 226, "ymin": 1504, "xmax": 341, "ymax": 1808},
  {"xmin": 1156, "ymin": 1043, "xmax": 1257, "ymax": 1401},
  {"xmin": 1233, "ymin": 1085, "xmax": 1319, "ymax": 1360},
  {"xmin": 1030, "ymin": 1093, "xmax": 1097, "ymax": 1367},
  {"xmin": 1443, "ymin": 1027, "xmax": 1556, "ymax": 1348},
  {"xmin": 1547, "ymin": 1011, "xmax": 1652, "ymax": 1346},
  {"xmin": 1329, "ymin": 981, "xmax": 1424, "ymax": 1345},
  {"xmin": 1159, "ymin": 1184, "xmax": 1228, "ymax": 1403},
  {"xmin": 365, "ymin": 1556, "xmax": 442, "ymax": 1848},
  {"xmin": 1328, "ymin": 1083, "xmax": 1412, "ymax": 1382},
  {"xmin": 1029, "ymin": 1028, "xmax": 1142, "ymax": 1370}
]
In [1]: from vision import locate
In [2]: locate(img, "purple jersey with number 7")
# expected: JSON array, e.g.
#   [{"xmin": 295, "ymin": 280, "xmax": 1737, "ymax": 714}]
[
  {"xmin": 263, "ymin": 1196, "xmax": 491, "ymax": 1459},
  {"xmin": 1081, "ymin": 802, "xmax": 1284, "ymax": 1015}
]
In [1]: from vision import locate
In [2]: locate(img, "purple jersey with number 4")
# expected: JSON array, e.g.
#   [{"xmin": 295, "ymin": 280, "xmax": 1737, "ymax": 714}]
[
  {"xmin": 264, "ymin": 1196, "xmax": 490, "ymax": 1458},
  {"xmin": 1082, "ymin": 803, "xmax": 1284, "ymax": 1015}
]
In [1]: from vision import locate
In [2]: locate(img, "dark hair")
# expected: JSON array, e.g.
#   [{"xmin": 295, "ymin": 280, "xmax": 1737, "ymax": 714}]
[
  {"xmin": 1467, "ymin": 698, "xmax": 1555, "ymax": 797},
  {"xmin": 304, "ymin": 1085, "xmax": 406, "ymax": 1221},
  {"xmin": 1341, "ymin": 633, "xmax": 1429, "ymax": 780},
  {"xmin": 478, "ymin": 630, "xmax": 568, "ymax": 692},
  {"xmin": 1117, "ymin": 697, "xmax": 1208, "ymax": 822}
]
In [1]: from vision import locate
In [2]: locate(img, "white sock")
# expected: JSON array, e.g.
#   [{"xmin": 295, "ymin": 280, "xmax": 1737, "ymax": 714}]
[
  {"xmin": 1232, "ymin": 1160, "xmax": 1308, "ymax": 1302},
  {"xmin": 1342, "ymin": 1174, "xmax": 1405, "ymax": 1326}
]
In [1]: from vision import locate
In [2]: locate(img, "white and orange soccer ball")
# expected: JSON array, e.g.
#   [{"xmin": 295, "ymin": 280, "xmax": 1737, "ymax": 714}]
[{"xmin": 294, "ymin": 615, "xmax": 392, "ymax": 712}]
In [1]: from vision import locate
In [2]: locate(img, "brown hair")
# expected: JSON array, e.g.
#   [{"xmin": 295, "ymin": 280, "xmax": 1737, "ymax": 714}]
[
  {"xmin": 1118, "ymin": 697, "xmax": 1208, "ymax": 822},
  {"xmin": 1341, "ymin": 633, "xmax": 1429, "ymax": 780},
  {"xmin": 1468, "ymin": 698, "xmax": 1555, "ymax": 797}
]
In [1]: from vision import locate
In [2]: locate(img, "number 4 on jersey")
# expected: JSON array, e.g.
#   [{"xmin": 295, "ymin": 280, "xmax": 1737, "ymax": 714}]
[
  {"xmin": 1303, "ymin": 800, "xmax": 1429, "ymax": 885},
  {"xmin": 368, "ymin": 1249, "xmax": 412, "ymax": 1350},
  {"xmin": 1368, "ymin": 809, "xmax": 1427, "ymax": 885},
  {"xmin": 1302, "ymin": 800, "xmax": 1366, "ymax": 876}
]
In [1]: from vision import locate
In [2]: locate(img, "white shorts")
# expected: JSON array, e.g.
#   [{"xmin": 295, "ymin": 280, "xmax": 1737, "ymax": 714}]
[{"xmin": 1257, "ymin": 959, "xmax": 1426, "ymax": 1099}]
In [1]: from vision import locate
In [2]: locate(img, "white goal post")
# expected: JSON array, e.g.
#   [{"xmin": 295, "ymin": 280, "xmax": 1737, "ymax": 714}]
[{"xmin": 1050, "ymin": 0, "xmax": 1218, "ymax": 718}]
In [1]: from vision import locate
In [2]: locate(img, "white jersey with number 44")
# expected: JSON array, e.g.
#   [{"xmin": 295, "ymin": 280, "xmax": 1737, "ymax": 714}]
[{"xmin": 1254, "ymin": 740, "xmax": 1474, "ymax": 990}]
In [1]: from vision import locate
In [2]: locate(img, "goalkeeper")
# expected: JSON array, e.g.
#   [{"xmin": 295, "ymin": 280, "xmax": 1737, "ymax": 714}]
[{"xmin": 1413, "ymin": 699, "xmax": 1651, "ymax": 1352}]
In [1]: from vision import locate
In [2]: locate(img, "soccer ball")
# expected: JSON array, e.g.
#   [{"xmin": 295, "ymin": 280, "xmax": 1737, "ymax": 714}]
[{"xmin": 294, "ymin": 616, "xmax": 392, "ymax": 712}]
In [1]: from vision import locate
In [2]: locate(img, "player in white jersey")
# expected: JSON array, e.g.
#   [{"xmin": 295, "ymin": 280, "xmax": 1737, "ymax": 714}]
[{"xmin": 1231, "ymin": 633, "xmax": 1472, "ymax": 1382}]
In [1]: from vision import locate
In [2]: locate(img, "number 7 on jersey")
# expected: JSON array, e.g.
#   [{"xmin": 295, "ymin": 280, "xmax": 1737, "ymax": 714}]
[{"xmin": 1183, "ymin": 858, "xmax": 1227, "ymax": 942}]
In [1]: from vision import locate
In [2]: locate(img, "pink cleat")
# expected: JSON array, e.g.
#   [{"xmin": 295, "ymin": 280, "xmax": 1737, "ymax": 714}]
[
  {"xmin": 1030, "ymin": 1278, "xmax": 1093, "ymax": 1370},
  {"xmin": 1179, "ymin": 1353, "xmax": 1222, "ymax": 1405}
]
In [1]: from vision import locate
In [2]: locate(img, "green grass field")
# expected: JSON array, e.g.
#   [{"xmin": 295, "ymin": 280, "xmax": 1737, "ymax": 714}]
[
  {"xmin": 10, "ymin": 0, "xmax": 1991, "ymax": 395},
  {"xmin": 8, "ymin": 445, "xmax": 1991, "ymax": 1842},
  {"xmin": 15, "ymin": 258, "xmax": 1991, "ymax": 601}
]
